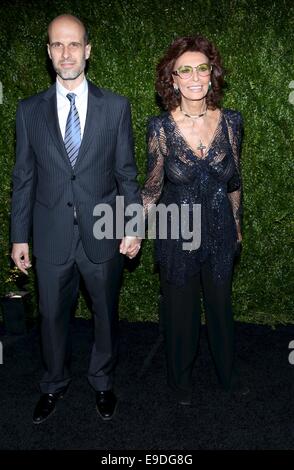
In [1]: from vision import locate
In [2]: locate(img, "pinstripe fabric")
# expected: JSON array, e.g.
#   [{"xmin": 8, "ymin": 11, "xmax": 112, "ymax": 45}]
[
  {"xmin": 10, "ymin": 81, "xmax": 143, "ymax": 396},
  {"xmin": 10, "ymin": 81, "xmax": 142, "ymax": 265},
  {"xmin": 64, "ymin": 93, "xmax": 81, "ymax": 167}
]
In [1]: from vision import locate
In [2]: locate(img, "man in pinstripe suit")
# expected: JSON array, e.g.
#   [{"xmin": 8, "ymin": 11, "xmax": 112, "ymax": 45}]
[{"xmin": 10, "ymin": 14, "xmax": 142, "ymax": 423}]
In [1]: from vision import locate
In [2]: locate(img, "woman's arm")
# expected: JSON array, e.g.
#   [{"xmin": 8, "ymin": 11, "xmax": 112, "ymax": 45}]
[
  {"xmin": 227, "ymin": 112, "xmax": 243, "ymax": 241},
  {"xmin": 141, "ymin": 117, "xmax": 166, "ymax": 215}
]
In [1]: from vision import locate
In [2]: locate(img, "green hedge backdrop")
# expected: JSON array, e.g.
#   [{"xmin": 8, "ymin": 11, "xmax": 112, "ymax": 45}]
[{"xmin": 0, "ymin": 0, "xmax": 293, "ymax": 325}]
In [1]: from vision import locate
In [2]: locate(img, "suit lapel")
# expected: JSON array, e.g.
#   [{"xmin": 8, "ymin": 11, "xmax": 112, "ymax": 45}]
[
  {"xmin": 74, "ymin": 81, "xmax": 105, "ymax": 168},
  {"xmin": 41, "ymin": 81, "xmax": 105, "ymax": 170},
  {"xmin": 41, "ymin": 84, "xmax": 72, "ymax": 169}
]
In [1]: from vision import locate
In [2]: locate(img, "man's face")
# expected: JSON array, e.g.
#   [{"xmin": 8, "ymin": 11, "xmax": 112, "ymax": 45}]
[{"xmin": 47, "ymin": 18, "xmax": 91, "ymax": 84}]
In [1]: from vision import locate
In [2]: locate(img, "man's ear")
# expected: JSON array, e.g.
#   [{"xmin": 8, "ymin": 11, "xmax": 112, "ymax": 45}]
[
  {"xmin": 85, "ymin": 43, "xmax": 91, "ymax": 60},
  {"xmin": 47, "ymin": 44, "xmax": 52, "ymax": 60}
]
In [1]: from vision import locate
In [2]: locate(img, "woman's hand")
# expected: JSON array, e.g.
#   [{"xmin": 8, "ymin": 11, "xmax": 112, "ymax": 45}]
[{"xmin": 119, "ymin": 236, "xmax": 141, "ymax": 259}]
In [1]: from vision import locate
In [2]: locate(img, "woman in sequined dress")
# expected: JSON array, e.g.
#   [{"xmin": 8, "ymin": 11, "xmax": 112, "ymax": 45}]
[{"xmin": 142, "ymin": 35, "xmax": 243, "ymax": 405}]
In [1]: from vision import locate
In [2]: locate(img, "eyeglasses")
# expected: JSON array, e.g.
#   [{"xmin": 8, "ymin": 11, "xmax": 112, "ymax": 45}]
[{"xmin": 173, "ymin": 63, "xmax": 212, "ymax": 79}]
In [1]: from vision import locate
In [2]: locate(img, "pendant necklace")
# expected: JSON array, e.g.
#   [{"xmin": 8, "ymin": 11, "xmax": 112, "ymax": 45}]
[{"xmin": 180, "ymin": 105, "xmax": 207, "ymax": 158}]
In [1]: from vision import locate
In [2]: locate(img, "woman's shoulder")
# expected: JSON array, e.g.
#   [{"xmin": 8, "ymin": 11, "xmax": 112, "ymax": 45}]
[
  {"xmin": 222, "ymin": 107, "xmax": 243, "ymax": 126},
  {"xmin": 147, "ymin": 112, "xmax": 169, "ymax": 132}
]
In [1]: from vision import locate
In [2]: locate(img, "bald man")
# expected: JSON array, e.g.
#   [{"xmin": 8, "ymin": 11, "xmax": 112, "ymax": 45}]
[{"xmin": 11, "ymin": 14, "xmax": 141, "ymax": 423}]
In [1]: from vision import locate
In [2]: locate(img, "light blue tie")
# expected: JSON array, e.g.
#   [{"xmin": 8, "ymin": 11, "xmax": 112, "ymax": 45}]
[{"xmin": 64, "ymin": 93, "xmax": 81, "ymax": 167}]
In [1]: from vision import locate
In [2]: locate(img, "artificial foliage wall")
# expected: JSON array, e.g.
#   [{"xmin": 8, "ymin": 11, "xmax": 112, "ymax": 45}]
[{"xmin": 0, "ymin": 0, "xmax": 293, "ymax": 325}]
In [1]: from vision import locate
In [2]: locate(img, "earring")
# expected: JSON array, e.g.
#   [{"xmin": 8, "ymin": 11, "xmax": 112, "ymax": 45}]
[
  {"xmin": 208, "ymin": 81, "xmax": 212, "ymax": 91},
  {"xmin": 173, "ymin": 85, "xmax": 180, "ymax": 96}
]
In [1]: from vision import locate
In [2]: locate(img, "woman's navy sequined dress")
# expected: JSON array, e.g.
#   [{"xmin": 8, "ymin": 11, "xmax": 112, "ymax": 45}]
[{"xmin": 142, "ymin": 108, "xmax": 243, "ymax": 286}]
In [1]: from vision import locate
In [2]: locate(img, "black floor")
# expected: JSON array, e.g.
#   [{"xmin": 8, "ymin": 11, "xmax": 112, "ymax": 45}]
[{"xmin": 0, "ymin": 319, "xmax": 294, "ymax": 450}]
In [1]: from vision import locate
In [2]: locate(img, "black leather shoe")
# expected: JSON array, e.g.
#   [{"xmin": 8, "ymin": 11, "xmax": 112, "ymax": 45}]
[
  {"xmin": 226, "ymin": 377, "xmax": 250, "ymax": 398},
  {"xmin": 232, "ymin": 383, "xmax": 250, "ymax": 398},
  {"xmin": 33, "ymin": 386, "xmax": 69, "ymax": 424},
  {"xmin": 96, "ymin": 390, "xmax": 118, "ymax": 421},
  {"xmin": 177, "ymin": 398, "xmax": 192, "ymax": 406},
  {"xmin": 172, "ymin": 388, "xmax": 192, "ymax": 406}
]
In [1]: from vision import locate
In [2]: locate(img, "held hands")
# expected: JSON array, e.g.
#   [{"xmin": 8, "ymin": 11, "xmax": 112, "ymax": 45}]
[
  {"xmin": 11, "ymin": 243, "xmax": 32, "ymax": 275},
  {"xmin": 119, "ymin": 236, "xmax": 141, "ymax": 259}
]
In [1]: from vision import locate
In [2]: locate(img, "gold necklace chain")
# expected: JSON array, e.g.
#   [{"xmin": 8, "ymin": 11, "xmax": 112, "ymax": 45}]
[
  {"xmin": 179, "ymin": 106, "xmax": 208, "ymax": 158},
  {"xmin": 180, "ymin": 106, "xmax": 207, "ymax": 119}
]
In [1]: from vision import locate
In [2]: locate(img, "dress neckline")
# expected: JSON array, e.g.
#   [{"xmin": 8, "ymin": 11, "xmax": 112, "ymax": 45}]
[{"xmin": 168, "ymin": 108, "xmax": 223, "ymax": 161}]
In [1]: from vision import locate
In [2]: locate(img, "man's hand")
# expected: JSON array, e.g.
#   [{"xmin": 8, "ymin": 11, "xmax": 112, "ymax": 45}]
[
  {"xmin": 119, "ymin": 236, "xmax": 141, "ymax": 259},
  {"xmin": 11, "ymin": 243, "xmax": 32, "ymax": 275}
]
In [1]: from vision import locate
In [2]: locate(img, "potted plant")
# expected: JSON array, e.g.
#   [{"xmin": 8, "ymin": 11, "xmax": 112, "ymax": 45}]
[
  {"xmin": 0, "ymin": 265, "xmax": 31, "ymax": 335},
  {"xmin": 0, "ymin": 210, "xmax": 37, "ymax": 335}
]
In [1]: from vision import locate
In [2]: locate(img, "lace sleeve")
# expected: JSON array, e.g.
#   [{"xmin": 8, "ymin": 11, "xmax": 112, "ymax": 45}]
[
  {"xmin": 227, "ymin": 112, "xmax": 243, "ymax": 239},
  {"xmin": 141, "ymin": 117, "xmax": 166, "ymax": 215}
]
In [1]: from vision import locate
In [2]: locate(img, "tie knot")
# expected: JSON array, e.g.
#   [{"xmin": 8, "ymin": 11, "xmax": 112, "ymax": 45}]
[{"xmin": 67, "ymin": 93, "xmax": 76, "ymax": 104}]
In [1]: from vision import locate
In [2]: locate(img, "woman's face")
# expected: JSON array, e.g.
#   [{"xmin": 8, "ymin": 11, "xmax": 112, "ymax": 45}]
[{"xmin": 172, "ymin": 51, "xmax": 211, "ymax": 102}]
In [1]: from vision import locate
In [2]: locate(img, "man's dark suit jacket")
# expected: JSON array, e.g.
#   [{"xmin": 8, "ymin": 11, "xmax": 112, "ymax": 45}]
[{"xmin": 11, "ymin": 81, "xmax": 141, "ymax": 264}]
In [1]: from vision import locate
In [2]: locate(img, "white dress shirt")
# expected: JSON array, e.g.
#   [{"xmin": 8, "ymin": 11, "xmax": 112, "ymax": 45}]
[{"xmin": 56, "ymin": 77, "xmax": 88, "ymax": 140}]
